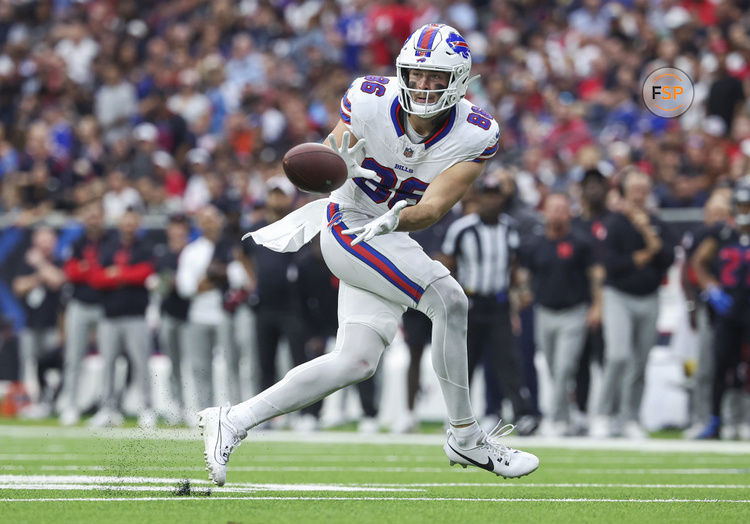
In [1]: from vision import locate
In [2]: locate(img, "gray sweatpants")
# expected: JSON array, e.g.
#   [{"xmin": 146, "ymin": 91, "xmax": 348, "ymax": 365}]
[
  {"xmin": 183, "ymin": 314, "xmax": 238, "ymax": 410},
  {"xmin": 98, "ymin": 316, "xmax": 152, "ymax": 411},
  {"xmin": 20, "ymin": 327, "xmax": 60, "ymax": 402},
  {"xmin": 598, "ymin": 287, "xmax": 659, "ymax": 422},
  {"xmin": 535, "ymin": 303, "xmax": 588, "ymax": 422},
  {"xmin": 159, "ymin": 314, "xmax": 187, "ymax": 408},
  {"xmin": 59, "ymin": 299, "xmax": 102, "ymax": 412}
]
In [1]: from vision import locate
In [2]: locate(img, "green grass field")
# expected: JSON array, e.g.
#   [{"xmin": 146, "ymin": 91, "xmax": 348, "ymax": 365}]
[{"xmin": 1, "ymin": 421, "xmax": 749, "ymax": 523}]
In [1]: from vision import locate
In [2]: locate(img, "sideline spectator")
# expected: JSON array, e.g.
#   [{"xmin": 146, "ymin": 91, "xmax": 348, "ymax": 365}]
[
  {"xmin": 690, "ymin": 184, "xmax": 750, "ymax": 439},
  {"xmin": 12, "ymin": 226, "xmax": 65, "ymax": 417},
  {"xmin": 592, "ymin": 170, "xmax": 676, "ymax": 439},
  {"xmin": 58, "ymin": 200, "xmax": 110, "ymax": 426},
  {"xmin": 151, "ymin": 213, "xmax": 191, "ymax": 425},
  {"xmin": 176, "ymin": 205, "xmax": 233, "ymax": 414},
  {"xmin": 571, "ymin": 169, "xmax": 611, "ymax": 423},
  {"xmin": 519, "ymin": 194, "xmax": 600, "ymax": 436},
  {"xmin": 681, "ymin": 193, "xmax": 732, "ymax": 439},
  {"xmin": 88, "ymin": 209, "xmax": 156, "ymax": 428}
]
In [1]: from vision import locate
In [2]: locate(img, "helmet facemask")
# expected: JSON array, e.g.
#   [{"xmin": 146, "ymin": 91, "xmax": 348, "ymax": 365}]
[{"xmin": 397, "ymin": 64, "xmax": 463, "ymax": 118}]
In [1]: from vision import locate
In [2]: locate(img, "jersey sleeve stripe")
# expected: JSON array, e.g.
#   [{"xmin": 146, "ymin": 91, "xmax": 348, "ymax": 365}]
[
  {"xmin": 342, "ymin": 92, "xmax": 352, "ymax": 111},
  {"xmin": 480, "ymin": 141, "xmax": 499, "ymax": 157},
  {"xmin": 339, "ymin": 108, "xmax": 351, "ymax": 124}
]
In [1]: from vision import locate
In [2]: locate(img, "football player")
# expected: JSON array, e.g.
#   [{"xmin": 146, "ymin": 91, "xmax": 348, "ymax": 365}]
[
  {"xmin": 691, "ymin": 182, "xmax": 750, "ymax": 439},
  {"xmin": 198, "ymin": 23, "xmax": 539, "ymax": 485}
]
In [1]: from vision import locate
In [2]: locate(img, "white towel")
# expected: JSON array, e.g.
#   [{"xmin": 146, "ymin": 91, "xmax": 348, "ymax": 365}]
[{"xmin": 242, "ymin": 198, "xmax": 328, "ymax": 253}]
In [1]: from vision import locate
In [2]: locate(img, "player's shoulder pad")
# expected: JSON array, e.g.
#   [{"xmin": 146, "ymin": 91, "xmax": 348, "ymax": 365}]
[
  {"xmin": 340, "ymin": 75, "xmax": 397, "ymax": 128},
  {"xmin": 455, "ymin": 99, "xmax": 500, "ymax": 162}
]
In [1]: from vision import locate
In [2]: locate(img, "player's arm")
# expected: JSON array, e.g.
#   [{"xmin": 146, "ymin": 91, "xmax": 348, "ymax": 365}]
[
  {"xmin": 690, "ymin": 234, "xmax": 733, "ymax": 315},
  {"xmin": 396, "ymin": 160, "xmax": 484, "ymax": 232},
  {"xmin": 690, "ymin": 236, "xmax": 719, "ymax": 291}
]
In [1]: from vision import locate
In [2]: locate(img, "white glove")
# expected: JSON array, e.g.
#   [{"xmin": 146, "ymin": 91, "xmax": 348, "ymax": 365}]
[
  {"xmin": 341, "ymin": 200, "xmax": 408, "ymax": 246},
  {"xmin": 327, "ymin": 131, "xmax": 378, "ymax": 180}
]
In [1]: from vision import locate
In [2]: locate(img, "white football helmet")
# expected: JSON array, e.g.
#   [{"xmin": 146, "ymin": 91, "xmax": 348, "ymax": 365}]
[{"xmin": 396, "ymin": 23, "xmax": 476, "ymax": 118}]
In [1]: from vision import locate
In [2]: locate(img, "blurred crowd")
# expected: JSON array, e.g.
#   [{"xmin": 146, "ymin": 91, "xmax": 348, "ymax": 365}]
[
  {"xmin": 0, "ymin": 0, "xmax": 750, "ymax": 217},
  {"xmin": 1, "ymin": 0, "xmax": 750, "ymax": 437}
]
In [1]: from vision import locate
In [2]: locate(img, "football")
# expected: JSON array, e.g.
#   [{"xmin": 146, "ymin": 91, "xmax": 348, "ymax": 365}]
[{"xmin": 282, "ymin": 142, "xmax": 348, "ymax": 193}]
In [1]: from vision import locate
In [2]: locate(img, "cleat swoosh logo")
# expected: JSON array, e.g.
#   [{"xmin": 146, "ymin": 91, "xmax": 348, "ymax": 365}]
[
  {"xmin": 448, "ymin": 443, "xmax": 494, "ymax": 472},
  {"xmin": 214, "ymin": 408, "xmax": 227, "ymax": 465}
]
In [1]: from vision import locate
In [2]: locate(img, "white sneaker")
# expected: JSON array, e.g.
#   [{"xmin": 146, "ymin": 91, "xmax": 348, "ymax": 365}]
[
  {"xmin": 59, "ymin": 409, "xmax": 80, "ymax": 427},
  {"xmin": 544, "ymin": 420, "xmax": 569, "ymax": 438},
  {"xmin": 88, "ymin": 408, "xmax": 124, "ymax": 428},
  {"xmin": 720, "ymin": 424, "xmax": 739, "ymax": 440},
  {"xmin": 138, "ymin": 409, "xmax": 158, "ymax": 429},
  {"xmin": 391, "ymin": 411, "xmax": 418, "ymax": 434},
  {"xmin": 197, "ymin": 405, "xmax": 247, "ymax": 487},
  {"xmin": 19, "ymin": 403, "xmax": 51, "ymax": 420},
  {"xmin": 623, "ymin": 421, "xmax": 647, "ymax": 440},
  {"xmin": 444, "ymin": 421, "xmax": 539, "ymax": 479},
  {"xmin": 293, "ymin": 414, "xmax": 318, "ymax": 433},
  {"xmin": 589, "ymin": 416, "xmax": 611, "ymax": 438},
  {"xmin": 358, "ymin": 416, "xmax": 379, "ymax": 434}
]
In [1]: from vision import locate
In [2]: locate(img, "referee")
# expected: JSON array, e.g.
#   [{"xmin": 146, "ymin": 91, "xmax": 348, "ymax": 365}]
[{"xmin": 441, "ymin": 177, "xmax": 537, "ymax": 435}]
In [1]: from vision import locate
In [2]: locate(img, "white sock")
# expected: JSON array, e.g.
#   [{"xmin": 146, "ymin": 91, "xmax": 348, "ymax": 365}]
[{"xmin": 452, "ymin": 421, "xmax": 483, "ymax": 449}]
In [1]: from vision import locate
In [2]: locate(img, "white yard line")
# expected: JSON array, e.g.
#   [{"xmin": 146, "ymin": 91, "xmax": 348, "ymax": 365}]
[
  {"xmin": 1, "ymin": 425, "xmax": 750, "ymax": 454},
  {"xmin": 1, "ymin": 475, "xmax": 747, "ymax": 491},
  {"xmin": 2, "ymin": 496, "xmax": 750, "ymax": 503},
  {"xmin": 3, "ymin": 464, "xmax": 748, "ymax": 475}
]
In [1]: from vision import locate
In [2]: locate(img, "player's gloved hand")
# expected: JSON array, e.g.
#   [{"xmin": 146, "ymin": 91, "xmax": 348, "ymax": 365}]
[
  {"xmin": 327, "ymin": 131, "xmax": 378, "ymax": 180},
  {"xmin": 701, "ymin": 284, "xmax": 733, "ymax": 315},
  {"xmin": 342, "ymin": 200, "xmax": 408, "ymax": 246}
]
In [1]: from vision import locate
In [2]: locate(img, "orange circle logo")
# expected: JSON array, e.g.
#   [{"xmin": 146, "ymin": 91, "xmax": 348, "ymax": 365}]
[{"xmin": 642, "ymin": 67, "xmax": 694, "ymax": 118}]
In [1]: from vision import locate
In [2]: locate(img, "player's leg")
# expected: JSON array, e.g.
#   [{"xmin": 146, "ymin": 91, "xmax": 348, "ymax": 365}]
[
  {"xmin": 698, "ymin": 317, "xmax": 740, "ymax": 439},
  {"xmin": 122, "ymin": 316, "xmax": 156, "ymax": 428},
  {"xmin": 416, "ymin": 276, "xmax": 538, "ymax": 478},
  {"xmin": 553, "ymin": 305, "xmax": 589, "ymax": 431},
  {"xmin": 186, "ymin": 322, "xmax": 215, "ymax": 411},
  {"xmin": 159, "ymin": 314, "xmax": 185, "ymax": 420},
  {"xmin": 199, "ymin": 283, "xmax": 401, "ymax": 486},
  {"xmin": 594, "ymin": 287, "xmax": 633, "ymax": 437},
  {"xmin": 89, "ymin": 319, "xmax": 123, "ymax": 427},
  {"xmin": 622, "ymin": 294, "xmax": 659, "ymax": 437},
  {"xmin": 59, "ymin": 300, "xmax": 96, "ymax": 425}
]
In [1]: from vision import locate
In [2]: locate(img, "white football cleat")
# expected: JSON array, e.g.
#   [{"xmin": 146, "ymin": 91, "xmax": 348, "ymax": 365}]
[
  {"xmin": 198, "ymin": 405, "xmax": 247, "ymax": 487},
  {"xmin": 444, "ymin": 421, "xmax": 539, "ymax": 479}
]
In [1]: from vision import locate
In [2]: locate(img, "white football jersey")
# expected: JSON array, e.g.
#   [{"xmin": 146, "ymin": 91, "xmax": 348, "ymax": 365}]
[{"xmin": 330, "ymin": 75, "xmax": 500, "ymax": 218}]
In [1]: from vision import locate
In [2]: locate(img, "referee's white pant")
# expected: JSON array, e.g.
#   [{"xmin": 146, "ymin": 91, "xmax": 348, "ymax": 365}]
[
  {"xmin": 534, "ymin": 303, "xmax": 588, "ymax": 423},
  {"xmin": 597, "ymin": 287, "xmax": 659, "ymax": 423}
]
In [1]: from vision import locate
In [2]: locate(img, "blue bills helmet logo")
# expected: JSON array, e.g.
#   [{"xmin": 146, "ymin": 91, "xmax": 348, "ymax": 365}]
[
  {"xmin": 446, "ymin": 32, "xmax": 470, "ymax": 59},
  {"xmin": 327, "ymin": 211, "xmax": 343, "ymax": 230}
]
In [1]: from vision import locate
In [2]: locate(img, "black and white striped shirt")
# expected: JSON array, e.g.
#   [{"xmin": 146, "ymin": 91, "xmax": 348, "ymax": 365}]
[{"xmin": 441, "ymin": 213, "xmax": 519, "ymax": 295}]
